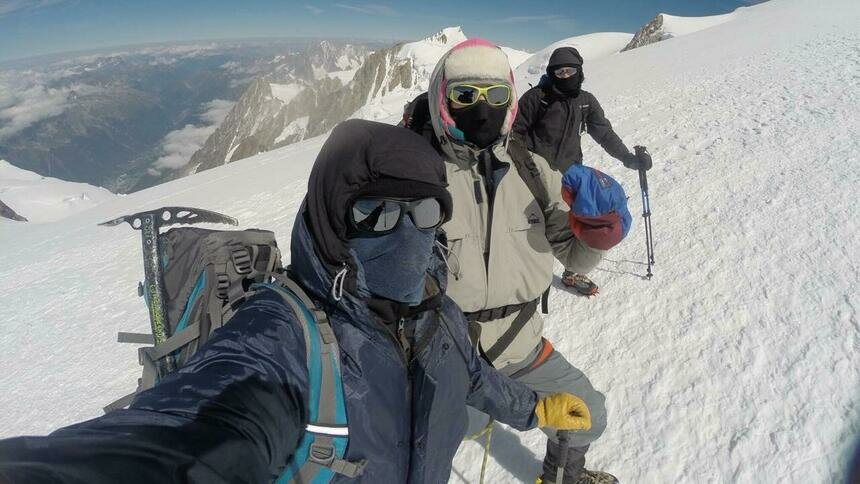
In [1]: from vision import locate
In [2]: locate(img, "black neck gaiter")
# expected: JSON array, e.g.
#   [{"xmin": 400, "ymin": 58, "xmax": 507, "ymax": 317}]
[
  {"xmin": 551, "ymin": 71, "xmax": 584, "ymax": 98},
  {"xmin": 450, "ymin": 101, "xmax": 508, "ymax": 149}
]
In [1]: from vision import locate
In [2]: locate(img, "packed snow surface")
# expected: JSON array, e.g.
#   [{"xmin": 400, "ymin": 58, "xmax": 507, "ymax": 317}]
[
  {"xmin": 0, "ymin": 160, "xmax": 116, "ymax": 223},
  {"xmin": 1, "ymin": 0, "xmax": 859, "ymax": 483},
  {"xmin": 660, "ymin": 12, "xmax": 736, "ymax": 38}
]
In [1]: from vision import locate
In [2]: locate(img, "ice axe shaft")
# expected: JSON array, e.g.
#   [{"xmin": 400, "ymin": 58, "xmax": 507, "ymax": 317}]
[{"xmin": 99, "ymin": 207, "xmax": 238, "ymax": 377}]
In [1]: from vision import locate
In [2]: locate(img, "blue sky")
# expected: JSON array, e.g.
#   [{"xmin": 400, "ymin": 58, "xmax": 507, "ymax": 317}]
[{"xmin": 1, "ymin": 0, "xmax": 762, "ymax": 62}]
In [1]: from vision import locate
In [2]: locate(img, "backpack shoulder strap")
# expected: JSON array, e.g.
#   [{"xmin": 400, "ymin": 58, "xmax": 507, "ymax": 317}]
[
  {"xmin": 534, "ymin": 83, "xmax": 554, "ymax": 123},
  {"xmin": 507, "ymin": 137, "xmax": 551, "ymax": 214},
  {"xmin": 264, "ymin": 273, "xmax": 367, "ymax": 482}
]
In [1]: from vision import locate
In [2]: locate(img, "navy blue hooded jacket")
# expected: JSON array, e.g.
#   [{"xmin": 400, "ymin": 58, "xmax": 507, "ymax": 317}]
[{"xmin": 0, "ymin": 120, "xmax": 538, "ymax": 484}]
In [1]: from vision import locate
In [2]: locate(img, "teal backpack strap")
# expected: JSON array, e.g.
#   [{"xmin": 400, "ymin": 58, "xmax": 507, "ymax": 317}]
[{"xmin": 261, "ymin": 276, "xmax": 367, "ymax": 482}]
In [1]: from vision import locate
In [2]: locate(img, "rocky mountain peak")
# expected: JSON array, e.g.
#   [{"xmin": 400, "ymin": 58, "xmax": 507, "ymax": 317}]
[
  {"xmin": 621, "ymin": 14, "xmax": 668, "ymax": 52},
  {"xmin": 0, "ymin": 199, "xmax": 27, "ymax": 222}
]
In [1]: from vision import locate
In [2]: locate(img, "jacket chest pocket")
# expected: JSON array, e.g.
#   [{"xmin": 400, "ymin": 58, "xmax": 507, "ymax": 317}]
[{"xmin": 440, "ymin": 219, "xmax": 471, "ymax": 280}]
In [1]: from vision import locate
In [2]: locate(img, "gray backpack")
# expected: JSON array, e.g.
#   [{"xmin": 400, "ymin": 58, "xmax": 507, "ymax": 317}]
[
  {"xmin": 101, "ymin": 208, "xmax": 365, "ymax": 481},
  {"xmin": 105, "ymin": 227, "xmax": 283, "ymax": 409}
]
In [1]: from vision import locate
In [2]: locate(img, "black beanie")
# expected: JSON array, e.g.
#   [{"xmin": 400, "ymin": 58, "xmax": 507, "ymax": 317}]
[{"xmin": 546, "ymin": 47, "xmax": 584, "ymax": 71}]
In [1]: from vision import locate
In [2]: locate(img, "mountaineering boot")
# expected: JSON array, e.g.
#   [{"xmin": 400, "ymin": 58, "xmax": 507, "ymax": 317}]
[
  {"xmin": 561, "ymin": 271, "xmax": 598, "ymax": 296},
  {"xmin": 536, "ymin": 469, "xmax": 619, "ymax": 484}
]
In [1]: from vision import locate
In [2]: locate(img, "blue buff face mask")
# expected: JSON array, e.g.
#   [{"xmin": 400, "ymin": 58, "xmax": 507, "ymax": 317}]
[{"xmin": 348, "ymin": 215, "xmax": 436, "ymax": 305}]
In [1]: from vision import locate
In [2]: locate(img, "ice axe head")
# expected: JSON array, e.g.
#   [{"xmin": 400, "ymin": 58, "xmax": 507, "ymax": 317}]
[{"xmin": 99, "ymin": 206, "xmax": 238, "ymax": 231}]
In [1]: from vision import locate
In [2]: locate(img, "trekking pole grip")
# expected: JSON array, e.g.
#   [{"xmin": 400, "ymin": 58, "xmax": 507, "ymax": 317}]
[{"xmin": 638, "ymin": 168, "xmax": 649, "ymax": 194}]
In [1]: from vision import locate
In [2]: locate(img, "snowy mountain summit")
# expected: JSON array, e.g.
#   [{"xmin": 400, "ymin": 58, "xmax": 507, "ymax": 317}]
[
  {"xmin": 1, "ymin": 0, "xmax": 858, "ymax": 482},
  {"xmin": 422, "ymin": 26, "xmax": 467, "ymax": 46}
]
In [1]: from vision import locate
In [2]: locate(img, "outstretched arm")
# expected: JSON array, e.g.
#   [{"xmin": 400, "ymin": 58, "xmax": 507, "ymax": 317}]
[
  {"xmin": 0, "ymin": 288, "xmax": 309, "ymax": 484},
  {"xmin": 585, "ymin": 94, "xmax": 631, "ymax": 162},
  {"xmin": 437, "ymin": 303, "xmax": 538, "ymax": 430}
]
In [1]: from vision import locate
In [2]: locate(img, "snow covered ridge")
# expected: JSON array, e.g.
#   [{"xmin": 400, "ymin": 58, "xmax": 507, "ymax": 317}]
[
  {"xmin": 188, "ymin": 26, "xmax": 531, "ymax": 173},
  {"xmin": 0, "ymin": 160, "xmax": 115, "ymax": 223},
  {"xmin": 621, "ymin": 11, "xmax": 736, "ymax": 52}
]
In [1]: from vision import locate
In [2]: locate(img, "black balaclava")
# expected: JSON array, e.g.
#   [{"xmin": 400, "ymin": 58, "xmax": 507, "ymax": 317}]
[
  {"xmin": 449, "ymin": 100, "xmax": 508, "ymax": 149},
  {"xmin": 547, "ymin": 47, "xmax": 585, "ymax": 98}
]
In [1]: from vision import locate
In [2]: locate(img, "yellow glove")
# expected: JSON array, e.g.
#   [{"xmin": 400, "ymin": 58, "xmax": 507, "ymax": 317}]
[{"xmin": 534, "ymin": 393, "xmax": 591, "ymax": 431}]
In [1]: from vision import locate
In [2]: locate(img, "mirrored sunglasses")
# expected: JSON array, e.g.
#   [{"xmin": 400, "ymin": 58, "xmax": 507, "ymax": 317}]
[{"xmin": 350, "ymin": 197, "xmax": 445, "ymax": 235}]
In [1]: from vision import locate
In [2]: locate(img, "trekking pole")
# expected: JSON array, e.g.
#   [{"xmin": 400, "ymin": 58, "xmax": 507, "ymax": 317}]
[
  {"xmin": 635, "ymin": 148, "xmax": 655, "ymax": 279},
  {"xmin": 99, "ymin": 207, "xmax": 238, "ymax": 377},
  {"xmin": 556, "ymin": 430, "xmax": 571, "ymax": 483}
]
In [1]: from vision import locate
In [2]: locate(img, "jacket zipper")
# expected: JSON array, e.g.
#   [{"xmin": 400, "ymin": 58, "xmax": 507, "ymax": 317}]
[{"xmin": 557, "ymin": 99, "xmax": 575, "ymax": 163}]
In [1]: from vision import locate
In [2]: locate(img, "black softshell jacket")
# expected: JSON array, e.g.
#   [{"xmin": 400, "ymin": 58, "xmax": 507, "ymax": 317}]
[{"xmin": 514, "ymin": 86, "xmax": 630, "ymax": 172}]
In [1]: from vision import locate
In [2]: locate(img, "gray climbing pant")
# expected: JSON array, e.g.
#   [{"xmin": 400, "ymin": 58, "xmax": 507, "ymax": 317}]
[
  {"xmin": 467, "ymin": 341, "xmax": 607, "ymax": 482},
  {"xmin": 565, "ymin": 237, "xmax": 606, "ymax": 275}
]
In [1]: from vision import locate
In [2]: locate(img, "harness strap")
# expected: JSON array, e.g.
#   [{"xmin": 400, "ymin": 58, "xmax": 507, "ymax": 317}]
[
  {"xmin": 483, "ymin": 298, "xmax": 539, "ymax": 363},
  {"xmin": 464, "ymin": 300, "xmax": 530, "ymax": 323}
]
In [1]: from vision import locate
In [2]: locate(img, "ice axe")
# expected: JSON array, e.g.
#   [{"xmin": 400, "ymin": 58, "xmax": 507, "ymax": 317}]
[
  {"xmin": 99, "ymin": 207, "xmax": 238, "ymax": 377},
  {"xmin": 635, "ymin": 146, "xmax": 655, "ymax": 279}
]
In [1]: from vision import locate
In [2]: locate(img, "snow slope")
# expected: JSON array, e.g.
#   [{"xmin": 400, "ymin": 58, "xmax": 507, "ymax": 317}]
[
  {"xmin": 514, "ymin": 32, "xmax": 633, "ymax": 88},
  {"xmin": 660, "ymin": 12, "xmax": 735, "ymax": 37},
  {"xmin": 0, "ymin": 160, "xmax": 116, "ymax": 223},
  {"xmin": 1, "ymin": 1, "xmax": 859, "ymax": 483}
]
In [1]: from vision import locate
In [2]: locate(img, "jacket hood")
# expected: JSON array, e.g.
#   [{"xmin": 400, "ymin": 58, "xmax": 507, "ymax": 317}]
[
  {"xmin": 291, "ymin": 119, "xmax": 451, "ymax": 306},
  {"xmin": 547, "ymin": 47, "xmax": 584, "ymax": 68},
  {"xmin": 428, "ymin": 38, "xmax": 518, "ymax": 164}
]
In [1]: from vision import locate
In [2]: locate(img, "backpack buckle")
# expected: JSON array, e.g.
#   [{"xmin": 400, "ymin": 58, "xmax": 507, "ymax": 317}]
[
  {"xmin": 216, "ymin": 273, "xmax": 230, "ymax": 299},
  {"xmin": 308, "ymin": 443, "xmax": 336, "ymax": 466},
  {"xmin": 231, "ymin": 248, "xmax": 252, "ymax": 274}
]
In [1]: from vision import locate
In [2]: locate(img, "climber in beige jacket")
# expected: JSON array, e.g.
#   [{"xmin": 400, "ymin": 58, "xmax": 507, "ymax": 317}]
[{"xmin": 402, "ymin": 38, "xmax": 616, "ymax": 484}]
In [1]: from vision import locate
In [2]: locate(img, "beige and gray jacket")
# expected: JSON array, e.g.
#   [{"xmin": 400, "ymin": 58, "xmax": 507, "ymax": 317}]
[
  {"xmin": 439, "ymin": 139, "xmax": 592, "ymax": 367},
  {"xmin": 425, "ymin": 42, "xmax": 603, "ymax": 367}
]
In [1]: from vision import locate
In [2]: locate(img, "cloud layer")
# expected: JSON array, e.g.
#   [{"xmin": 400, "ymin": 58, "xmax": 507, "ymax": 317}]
[
  {"xmin": 148, "ymin": 99, "xmax": 234, "ymax": 176},
  {"xmin": 0, "ymin": 75, "xmax": 101, "ymax": 141}
]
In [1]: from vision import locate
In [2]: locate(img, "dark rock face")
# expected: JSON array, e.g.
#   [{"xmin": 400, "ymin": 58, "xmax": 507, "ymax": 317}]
[
  {"xmin": 622, "ymin": 14, "xmax": 670, "ymax": 52},
  {"xmin": 0, "ymin": 199, "xmax": 27, "ymax": 222},
  {"xmin": 189, "ymin": 42, "xmax": 415, "ymax": 173}
]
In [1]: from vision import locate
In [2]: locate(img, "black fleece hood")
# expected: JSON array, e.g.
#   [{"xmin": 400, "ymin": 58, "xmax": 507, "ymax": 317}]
[
  {"xmin": 547, "ymin": 46, "xmax": 583, "ymax": 68},
  {"xmin": 302, "ymin": 119, "xmax": 452, "ymax": 273}
]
